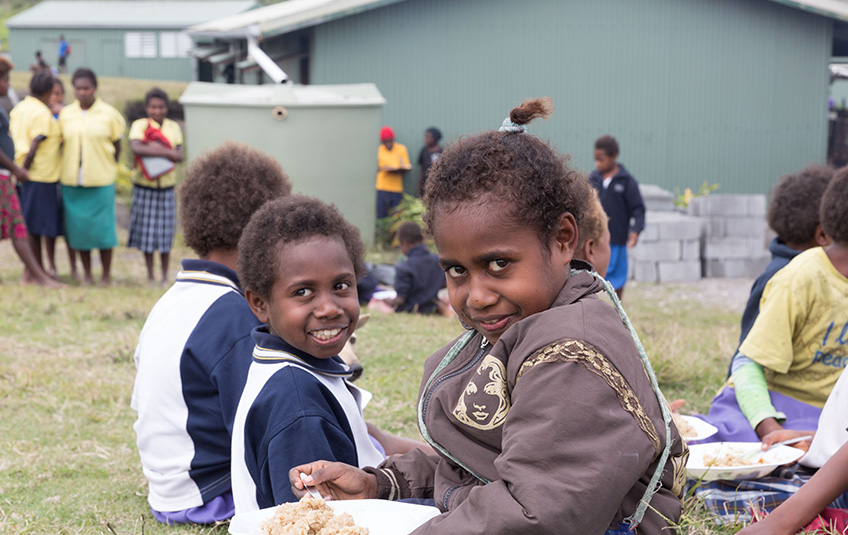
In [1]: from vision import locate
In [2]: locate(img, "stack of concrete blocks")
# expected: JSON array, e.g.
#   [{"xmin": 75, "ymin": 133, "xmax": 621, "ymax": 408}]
[
  {"xmin": 689, "ymin": 194, "xmax": 770, "ymax": 278},
  {"xmin": 628, "ymin": 185, "xmax": 703, "ymax": 283}
]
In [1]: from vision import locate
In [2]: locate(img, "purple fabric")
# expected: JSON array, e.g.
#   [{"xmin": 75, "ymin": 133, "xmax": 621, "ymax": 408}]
[
  {"xmin": 694, "ymin": 387, "xmax": 822, "ymax": 444},
  {"xmin": 151, "ymin": 490, "xmax": 234, "ymax": 525},
  {"xmin": 369, "ymin": 433, "xmax": 386, "ymax": 458}
]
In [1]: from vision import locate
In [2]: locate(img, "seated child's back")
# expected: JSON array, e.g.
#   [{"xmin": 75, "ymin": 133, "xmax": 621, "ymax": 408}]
[
  {"xmin": 232, "ymin": 195, "xmax": 384, "ymax": 513},
  {"xmin": 393, "ymin": 220, "xmax": 445, "ymax": 313}
]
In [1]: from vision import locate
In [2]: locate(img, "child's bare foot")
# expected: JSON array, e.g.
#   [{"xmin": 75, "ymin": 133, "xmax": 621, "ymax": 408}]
[
  {"xmin": 83, "ymin": 275, "xmax": 96, "ymax": 286},
  {"xmin": 100, "ymin": 276, "xmax": 112, "ymax": 287},
  {"xmin": 37, "ymin": 277, "xmax": 64, "ymax": 289}
]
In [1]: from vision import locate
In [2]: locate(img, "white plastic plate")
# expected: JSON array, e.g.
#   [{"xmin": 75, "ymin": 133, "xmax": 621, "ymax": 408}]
[
  {"xmin": 229, "ymin": 499, "xmax": 442, "ymax": 535},
  {"xmin": 678, "ymin": 415, "xmax": 718, "ymax": 442},
  {"xmin": 686, "ymin": 441, "xmax": 805, "ymax": 482}
]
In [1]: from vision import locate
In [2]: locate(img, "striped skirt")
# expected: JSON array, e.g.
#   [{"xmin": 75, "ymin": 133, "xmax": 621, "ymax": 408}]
[{"xmin": 127, "ymin": 185, "xmax": 176, "ymax": 254}]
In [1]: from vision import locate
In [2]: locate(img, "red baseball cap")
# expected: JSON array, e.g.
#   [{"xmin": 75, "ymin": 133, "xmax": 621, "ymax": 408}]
[{"xmin": 380, "ymin": 126, "xmax": 394, "ymax": 141}]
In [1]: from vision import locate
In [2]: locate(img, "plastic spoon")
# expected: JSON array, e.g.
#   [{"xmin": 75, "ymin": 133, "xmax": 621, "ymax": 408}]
[
  {"xmin": 300, "ymin": 472, "xmax": 324, "ymax": 500},
  {"xmin": 742, "ymin": 435, "xmax": 813, "ymax": 462}
]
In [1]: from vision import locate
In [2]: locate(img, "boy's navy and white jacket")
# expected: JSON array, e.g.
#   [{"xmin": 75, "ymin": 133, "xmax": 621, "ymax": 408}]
[
  {"xmin": 588, "ymin": 164, "xmax": 646, "ymax": 245},
  {"xmin": 131, "ymin": 260, "xmax": 261, "ymax": 513},
  {"xmin": 231, "ymin": 327, "xmax": 384, "ymax": 513}
]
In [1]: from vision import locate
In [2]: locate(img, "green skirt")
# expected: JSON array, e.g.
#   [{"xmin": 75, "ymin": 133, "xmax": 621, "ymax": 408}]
[{"xmin": 62, "ymin": 184, "xmax": 117, "ymax": 251}]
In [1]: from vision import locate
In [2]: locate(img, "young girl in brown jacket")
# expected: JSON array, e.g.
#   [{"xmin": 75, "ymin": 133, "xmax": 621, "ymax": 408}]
[{"xmin": 291, "ymin": 99, "xmax": 687, "ymax": 535}]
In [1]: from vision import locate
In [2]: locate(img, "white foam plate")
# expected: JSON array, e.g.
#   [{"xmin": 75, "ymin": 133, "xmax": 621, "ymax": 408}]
[
  {"xmin": 686, "ymin": 441, "xmax": 805, "ymax": 482},
  {"xmin": 371, "ymin": 290, "xmax": 397, "ymax": 300},
  {"xmin": 678, "ymin": 415, "xmax": 718, "ymax": 442},
  {"xmin": 229, "ymin": 499, "xmax": 442, "ymax": 535}
]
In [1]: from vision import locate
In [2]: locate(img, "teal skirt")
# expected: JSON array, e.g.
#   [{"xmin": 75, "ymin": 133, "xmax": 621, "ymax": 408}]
[{"xmin": 62, "ymin": 184, "xmax": 117, "ymax": 251}]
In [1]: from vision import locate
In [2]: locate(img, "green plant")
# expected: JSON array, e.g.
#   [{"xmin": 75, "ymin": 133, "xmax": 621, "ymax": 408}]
[
  {"xmin": 376, "ymin": 194, "xmax": 427, "ymax": 247},
  {"xmin": 674, "ymin": 181, "xmax": 721, "ymax": 209}
]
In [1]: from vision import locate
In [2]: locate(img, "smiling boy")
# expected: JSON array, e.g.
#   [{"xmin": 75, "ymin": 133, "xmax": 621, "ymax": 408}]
[{"xmin": 231, "ymin": 195, "xmax": 385, "ymax": 513}]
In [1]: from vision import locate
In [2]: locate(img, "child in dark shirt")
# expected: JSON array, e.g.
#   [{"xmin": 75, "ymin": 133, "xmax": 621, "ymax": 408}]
[
  {"xmin": 387, "ymin": 221, "xmax": 445, "ymax": 314},
  {"xmin": 232, "ymin": 196, "xmax": 386, "ymax": 513},
  {"xmin": 588, "ymin": 135, "xmax": 644, "ymax": 299}
]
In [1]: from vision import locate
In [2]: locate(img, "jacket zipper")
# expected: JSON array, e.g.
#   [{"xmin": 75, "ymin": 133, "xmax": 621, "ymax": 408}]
[{"xmin": 421, "ymin": 336, "xmax": 489, "ymax": 509}]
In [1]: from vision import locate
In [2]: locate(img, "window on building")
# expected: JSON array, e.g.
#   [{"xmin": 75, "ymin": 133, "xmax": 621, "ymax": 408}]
[
  {"xmin": 160, "ymin": 31, "xmax": 193, "ymax": 58},
  {"xmin": 125, "ymin": 32, "xmax": 157, "ymax": 58}
]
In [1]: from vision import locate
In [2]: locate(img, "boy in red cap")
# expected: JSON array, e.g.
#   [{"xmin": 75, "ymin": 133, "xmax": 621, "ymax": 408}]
[{"xmin": 375, "ymin": 126, "xmax": 411, "ymax": 219}]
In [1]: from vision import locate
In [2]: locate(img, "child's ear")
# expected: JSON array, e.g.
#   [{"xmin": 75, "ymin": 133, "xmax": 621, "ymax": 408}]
[
  {"xmin": 814, "ymin": 224, "xmax": 832, "ymax": 247},
  {"xmin": 244, "ymin": 289, "xmax": 271, "ymax": 324},
  {"xmin": 553, "ymin": 213, "xmax": 578, "ymax": 261}
]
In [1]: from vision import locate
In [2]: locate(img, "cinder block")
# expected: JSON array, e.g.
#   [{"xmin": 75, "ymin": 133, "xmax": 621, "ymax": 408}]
[
  {"xmin": 640, "ymin": 184, "xmax": 676, "ymax": 213},
  {"xmin": 631, "ymin": 240, "xmax": 682, "ymax": 262},
  {"xmin": 657, "ymin": 218, "xmax": 702, "ymax": 241},
  {"xmin": 703, "ymin": 237, "xmax": 750, "ymax": 259},
  {"xmin": 748, "ymin": 195, "xmax": 767, "ymax": 216},
  {"xmin": 657, "ymin": 260, "xmax": 701, "ymax": 282},
  {"xmin": 692, "ymin": 195, "xmax": 751, "ymax": 217},
  {"xmin": 720, "ymin": 258, "xmax": 769, "ymax": 278},
  {"xmin": 747, "ymin": 237, "xmax": 769, "ymax": 258},
  {"xmin": 681, "ymin": 239, "xmax": 701, "ymax": 260},
  {"xmin": 726, "ymin": 216, "xmax": 766, "ymax": 239},
  {"xmin": 631, "ymin": 260, "xmax": 658, "ymax": 283},
  {"xmin": 639, "ymin": 221, "xmax": 660, "ymax": 242},
  {"xmin": 704, "ymin": 218, "xmax": 726, "ymax": 238}
]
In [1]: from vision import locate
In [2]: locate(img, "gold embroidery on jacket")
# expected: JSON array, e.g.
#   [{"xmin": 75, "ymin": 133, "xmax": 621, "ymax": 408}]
[
  {"xmin": 517, "ymin": 340, "xmax": 661, "ymax": 455},
  {"xmin": 671, "ymin": 445, "xmax": 690, "ymax": 497},
  {"xmin": 453, "ymin": 354, "xmax": 511, "ymax": 430}
]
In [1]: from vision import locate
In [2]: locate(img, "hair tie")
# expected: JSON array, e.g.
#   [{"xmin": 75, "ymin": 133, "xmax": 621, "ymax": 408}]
[{"xmin": 499, "ymin": 117, "xmax": 527, "ymax": 134}]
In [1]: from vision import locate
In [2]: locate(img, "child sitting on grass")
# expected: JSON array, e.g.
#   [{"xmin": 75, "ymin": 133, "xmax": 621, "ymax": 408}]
[
  {"xmin": 232, "ymin": 195, "xmax": 387, "ymax": 513},
  {"xmin": 127, "ymin": 88, "xmax": 184, "ymax": 285},
  {"xmin": 573, "ymin": 186, "xmax": 611, "ymax": 278},
  {"xmin": 698, "ymin": 166, "xmax": 847, "ymax": 443},
  {"xmin": 132, "ymin": 142, "xmax": 292, "ymax": 524},
  {"xmin": 290, "ymin": 98, "xmax": 686, "ymax": 535},
  {"xmin": 385, "ymin": 221, "xmax": 445, "ymax": 314}
]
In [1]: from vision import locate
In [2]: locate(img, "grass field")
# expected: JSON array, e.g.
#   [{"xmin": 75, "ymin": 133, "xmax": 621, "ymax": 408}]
[{"xmin": 0, "ymin": 221, "xmax": 756, "ymax": 534}]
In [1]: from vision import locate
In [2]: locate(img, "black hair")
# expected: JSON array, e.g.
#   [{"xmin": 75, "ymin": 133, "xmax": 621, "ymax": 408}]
[
  {"xmin": 426, "ymin": 127, "xmax": 442, "ymax": 142},
  {"xmin": 768, "ymin": 165, "xmax": 833, "ymax": 246},
  {"xmin": 179, "ymin": 142, "xmax": 292, "ymax": 257},
  {"xmin": 594, "ymin": 135, "xmax": 619, "ymax": 158},
  {"xmin": 30, "ymin": 71, "xmax": 55, "ymax": 96},
  {"xmin": 238, "ymin": 195, "xmax": 366, "ymax": 300},
  {"xmin": 0, "ymin": 57, "xmax": 14, "ymax": 78},
  {"xmin": 145, "ymin": 87, "xmax": 168, "ymax": 107},
  {"xmin": 397, "ymin": 220, "xmax": 424, "ymax": 244},
  {"xmin": 72, "ymin": 67, "xmax": 97, "ymax": 88},
  {"xmin": 423, "ymin": 97, "xmax": 590, "ymax": 245},
  {"xmin": 821, "ymin": 167, "xmax": 848, "ymax": 244}
]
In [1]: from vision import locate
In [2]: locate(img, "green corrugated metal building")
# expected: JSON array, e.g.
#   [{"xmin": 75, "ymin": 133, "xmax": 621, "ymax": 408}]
[
  {"xmin": 189, "ymin": 0, "xmax": 848, "ymax": 195},
  {"xmin": 7, "ymin": 1, "xmax": 256, "ymax": 81}
]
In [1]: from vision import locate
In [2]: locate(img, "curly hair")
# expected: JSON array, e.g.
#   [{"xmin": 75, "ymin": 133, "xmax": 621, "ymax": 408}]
[
  {"xmin": 768, "ymin": 165, "xmax": 833, "ymax": 246},
  {"xmin": 179, "ymin": 142, "xmax": 292, "ymax": 257},
  {"xmin": 576, "ymin": 185, "xmax": 608, "ymax": 252},
  {"xmin": 71, "ymin": 67, "xmax": 97, "ymax": 88},
  {"xmin": 30, "ymin": 71, "xmax": 55, "ymax": 96},
  {"xmin": 423, "ymin": 98, "xmax": 590, "ymax": 245},
  {"xmin": 238, "ymin": 195, "xmax": 366, "ymax": 300},
  {"xmin": 145, "ymin": 87, "xmax": 168, "ymax": 106},
  {"xmin": 821, "ymin": 166, "xmax": 848, "ymax": 244},
  {"xmin": 396, "ymin": 220, "xmax": 424, "ymax": 245},
  {"xmin": 0, "ymin": 57, "xmax": 14, "ymax": 78},
  {"xmin": 594, "ymin": 135, "xmax": 619, "ymax": 158}
]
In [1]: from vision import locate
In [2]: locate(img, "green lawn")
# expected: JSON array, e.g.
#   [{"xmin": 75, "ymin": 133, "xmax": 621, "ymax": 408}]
[{"xmin": 0, "ymin": 224, "xmax": 753, "ymax": 534}]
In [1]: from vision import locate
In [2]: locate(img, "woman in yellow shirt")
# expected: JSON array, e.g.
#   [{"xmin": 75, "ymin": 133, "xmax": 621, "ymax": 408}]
[
  {"xmin": 10, "ymin": 70, "xmax": 63, "ymax": 280},
  {"xmin": 59, "ymin": 68, "xmax": 126, "ymax": 285}
]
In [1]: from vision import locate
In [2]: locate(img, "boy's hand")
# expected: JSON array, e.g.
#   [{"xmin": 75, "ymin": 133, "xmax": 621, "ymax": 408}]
[
  {"xmin": 289, "ymin": 461, "xmax": 377, "ymax": 501},
  {"xmin": 761, "ymin": 429, "xmax": 814, "ymax": 453},
  {"xmin": 627, "ymin": 231, "xmax": 639, "ymax": 247},
  {"xmin": 754, "ymin": 417, "xmax": 784, "ymax": 440}
]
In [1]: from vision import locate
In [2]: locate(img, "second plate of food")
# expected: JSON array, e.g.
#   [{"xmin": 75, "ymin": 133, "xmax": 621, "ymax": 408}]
[{"xmin": 686, "ymin": 441, "xmax": 805, "ymax": 482}]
